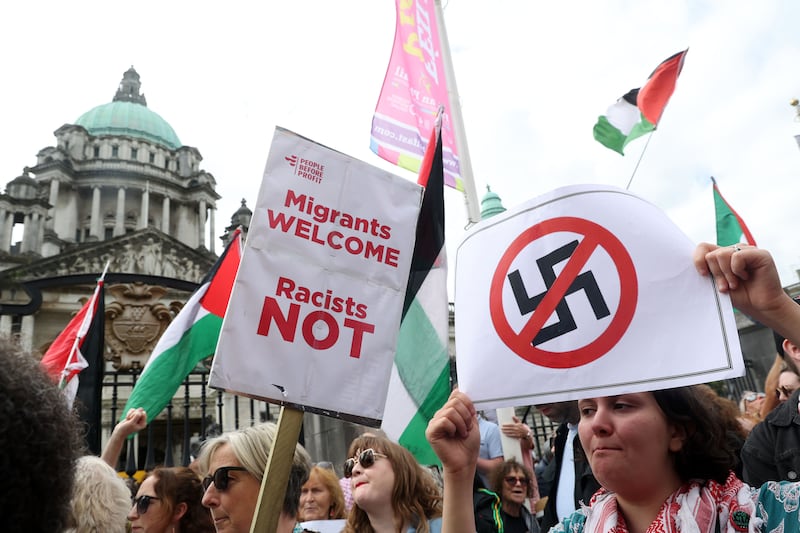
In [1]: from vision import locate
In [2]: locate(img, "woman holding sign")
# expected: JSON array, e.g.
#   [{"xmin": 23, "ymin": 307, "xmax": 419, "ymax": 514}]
[
  {"xmin": 426, "ymin": 244, "xmax": 800, "ymax": 533},
  {"xmin": 342, "ymin": 434, "xmax": 442, "ymax": 533}
]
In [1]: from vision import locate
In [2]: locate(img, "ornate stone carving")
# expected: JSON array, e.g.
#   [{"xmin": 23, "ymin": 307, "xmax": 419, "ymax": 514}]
[{"xmin": 105, "ymin": 282, "xmax": 183, "ymax": 370}]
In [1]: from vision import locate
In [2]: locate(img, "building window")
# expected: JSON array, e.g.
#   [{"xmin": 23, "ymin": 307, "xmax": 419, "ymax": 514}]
[
  {"xmin": 104, "ymin": 227, "xmax": 113, "ymax": 240},
  {"xmin": 93, "ymin": 146, "xmax": 100, "ymax": 158},
  {"xmin": 111, "ymin": 145, "xmax": 119, "ymax": 158},
  {"xmin": 149, "ymin": 152, "xmax": 155, "ymax": 163},
  {"xmin": 131, "ymin": 148, "xmax": 138, "ymax": 160}
]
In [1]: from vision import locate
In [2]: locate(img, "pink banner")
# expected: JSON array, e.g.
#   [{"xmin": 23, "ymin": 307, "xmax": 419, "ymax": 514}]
[{"xmin": 370, "ymin": 0, "xmax": 462, "ymax": 190}]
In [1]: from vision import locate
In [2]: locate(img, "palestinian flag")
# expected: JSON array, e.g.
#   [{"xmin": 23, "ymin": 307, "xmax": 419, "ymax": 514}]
[
  {"xmin": 380, "ymin": 111, "xmax": 450, "ymax": 465},
  {"xmin": 712, "ymin": 177, "xmax": 757, "ymax": 246},
  {"xmin": 593, "ymin": 50, "xmax": 688, "ymax": 155},
  {"xmin": 121, "ymin": 228, "xmax": 242, "ymax": 424},
  {"xmin": 41, "ymin": 265, "xmax": 107, "ymax": 411}
]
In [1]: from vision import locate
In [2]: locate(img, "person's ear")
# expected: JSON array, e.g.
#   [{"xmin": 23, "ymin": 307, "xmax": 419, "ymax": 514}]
[
  {"xmin": 173, "ymin": 501, "xmax": 188, "ymax": 521},
  {"xmin": 783, "ymin": 339, "xmax": 800, "ymax": 367},
  {"xmin": 668, "ymin": 424, "xmax": 687, "ymax": 453}
]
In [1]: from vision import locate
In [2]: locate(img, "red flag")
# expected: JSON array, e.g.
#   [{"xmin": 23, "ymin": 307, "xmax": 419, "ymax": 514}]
[
  {"xmin": 637, "ymin": 49, "xmax": 688, "ymax": 126},
  {"xmin": 41, "ymin": 266, "xmax": 107, "ymax": 408}
]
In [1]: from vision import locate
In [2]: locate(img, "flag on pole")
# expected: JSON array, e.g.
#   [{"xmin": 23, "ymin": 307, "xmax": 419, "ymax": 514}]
[
  {"xmin": 370, "ymin": 0, "xmax": 463, "ymax": 190},
  {"xmin": 41, "ymin": 264, "xmax": 108, "ymax": 409},
  {"xmin": 712, "ymin": 177, "xmax": 757, "ymax": 246},
  {"xmin": 593, "ymin": 49, "xmax": 688, "ymax": 155},
  {"xmin": 121, "ymin": 228, "xmax": 242, "ymax": 424},
  {"xmin": 381, "ymin": 109, "xmax": 450, "ymax": 465}
]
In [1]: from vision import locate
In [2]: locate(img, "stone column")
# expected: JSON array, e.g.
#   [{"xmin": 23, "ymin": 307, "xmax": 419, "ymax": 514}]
[
  {"xmin": 0, "ymin": 315, "xmax": 11, "ymax": 336},
  {"xmin": 162, "ymin": 196, "xmax": 170, "ymax": 233},
  {"xmin": 33, "ymin": 212, "xmax": 43, "ymax": 252},
  {"xmin": 47, "ymin": 179, "xmax": 60, "ymax": 231},
  {"xmin": 209, "ymin": 206, "xmax": 216, "ymax": 254},
  {"xmin": 114, "ymin": 187, "xmax": 126, "ymax": 237},
  {"xmin": 20, "ymin": 213, "xmax": 32, "ymax": 252},
  {"xmin": 139, "ymin": 183, "xmax": 150, "ymax": 229},
  {"xmin": 20, "ymin": 315, "xmax": 34, "ymax": 352},
  {"xmin": 90, "ymin": 186, "xmax": 102, "ymax": 239},
  {"xmin": 198, "ymin": 199, "xmax": 206, "ymax": 249},
  {"xmin": 1, "ymin": 212, "xmax": 13, "ymax": 252}
]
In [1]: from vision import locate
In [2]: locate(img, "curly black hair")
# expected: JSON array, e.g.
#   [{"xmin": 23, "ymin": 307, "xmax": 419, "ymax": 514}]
[
  {"xmin": 0, "ymin": 342, "xmax": 84, "ymax": 532},
  {"xmin": 652, "ymin": 385, "xmax": 738, "ymax": 483}
]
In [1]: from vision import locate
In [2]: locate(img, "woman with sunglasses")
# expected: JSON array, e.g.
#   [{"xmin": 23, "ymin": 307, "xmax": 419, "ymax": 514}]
[
  {"xmin": 474, "ymin": 459, "xmax": 540, "ymax": 533},
  {"xmin": 198, "ymin": 422, "xmax": 312, "ymax": 533},
  {"xmin": 342, "ymin": 434, "xmax": 442, "ymax": 533},
  {"xmin": 128, "ymin": 466, "xmax": 214, "ymax": 533}
]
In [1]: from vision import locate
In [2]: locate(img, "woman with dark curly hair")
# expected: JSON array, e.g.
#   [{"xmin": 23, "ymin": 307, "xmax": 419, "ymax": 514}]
[
  {"xmin": 343, "ymin": 434, "xmax": 442, "ymax": 533},
  {"xmin": 0, "ymin": 342, "xmax": 84, "ymax": 533},
  {"xmin": 426, "ymin": 244, "xmax": 800, "ymax": 533},
  {"xmin": 474, "ymin": 458, "xmax": 540, "ymax": 533},
  {"xmin": 128, "ymin": 466, "xmax": 214, "ymax": 533}
]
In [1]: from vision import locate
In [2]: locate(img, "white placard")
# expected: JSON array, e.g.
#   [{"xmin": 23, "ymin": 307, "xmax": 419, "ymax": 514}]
[
  {"xmin": 455, "ymin": 184, "xmax": 744, "ymax": 409},
  {"xmin": 209, "ymin": 127, "xmax": 421, "ymax": 425}
]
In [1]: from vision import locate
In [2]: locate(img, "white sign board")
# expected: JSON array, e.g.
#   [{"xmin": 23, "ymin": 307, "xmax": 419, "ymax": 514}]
[
  {"xmin": 210, "ymin": 127, "xmax": 421, "ymax": 425},
  {"xmin": 456, "ymin": 184, "xmax": 744, "ymax": 409}
]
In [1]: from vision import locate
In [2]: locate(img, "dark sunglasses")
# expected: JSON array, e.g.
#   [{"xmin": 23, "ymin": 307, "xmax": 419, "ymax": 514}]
[
  {"xmin": 343, "ymin": 448, "xmax": 387, "ymax": 478},
  {"xmin": 133, "ymin": 495, "xmax": 161, "ymax": 515},
  {"xmin": 504, "ymin": 475, "xmax": 529, "ymax": 486},
  {"xmin": 202, "ymin": 466, "xmax": 248, "ymax": 492}
]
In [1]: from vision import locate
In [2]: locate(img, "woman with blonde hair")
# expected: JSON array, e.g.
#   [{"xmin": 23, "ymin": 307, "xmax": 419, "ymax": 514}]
[
  {"xmin": 299, "ymin": 465, "xmax": 347, "ymax": 521},
  {"xmin": 66, "ymin": 455, "xmax": 131, "ymax": 533},
  {"xmin": 343, "ymin": 434, "xmax": 442, "ymax": 533}
]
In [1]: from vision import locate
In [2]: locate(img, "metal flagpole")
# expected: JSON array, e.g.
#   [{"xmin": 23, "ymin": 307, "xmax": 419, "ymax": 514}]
[{"xmin": 434, "ymin": 0, "xmax": 481, "ymax": 226}]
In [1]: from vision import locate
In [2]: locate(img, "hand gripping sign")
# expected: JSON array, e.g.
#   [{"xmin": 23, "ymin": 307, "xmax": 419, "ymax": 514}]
[
  {"xmin": 209, "ymin": 127, "xmax": 421, "ymax": 425},
  {"xmin": 455, "ymin": 184, "xmax": 744, "ymax": 409}
]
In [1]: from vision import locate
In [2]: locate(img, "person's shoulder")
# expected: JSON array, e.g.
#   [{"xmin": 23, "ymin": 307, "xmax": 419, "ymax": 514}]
[
  {"xmin": 755, "ymin": 481, "xmax": 800, "ymax": 527},
  {"xmin": 426, "ymin": 516, "xmax": 442, "ymax": 533}
]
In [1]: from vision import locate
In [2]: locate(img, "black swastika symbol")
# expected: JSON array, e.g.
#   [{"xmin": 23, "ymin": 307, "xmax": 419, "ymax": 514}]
[{"xmin": 508, "ymin": 239, "xmax": 610, "ymax": 346}]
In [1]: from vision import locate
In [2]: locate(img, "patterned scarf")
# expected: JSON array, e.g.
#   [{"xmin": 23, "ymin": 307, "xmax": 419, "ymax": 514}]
[{"xmin": 580, "ymin": 472, "xmax": 762, "ymax": 533}]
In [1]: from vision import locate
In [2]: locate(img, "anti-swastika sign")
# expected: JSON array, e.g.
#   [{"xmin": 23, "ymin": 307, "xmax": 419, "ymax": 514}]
[
  {"xmin": 455, "ymin": 184, "xmax": 744, "ymax": 410},
  {"xmin": 489, "ymin": 216, "xmax": 637, "ymax": 368}
]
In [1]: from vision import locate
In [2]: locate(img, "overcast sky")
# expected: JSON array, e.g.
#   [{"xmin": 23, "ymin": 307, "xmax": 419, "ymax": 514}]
[{"xmin": 2, "ymin": 1, "xmax": 799, "ymax": 293}]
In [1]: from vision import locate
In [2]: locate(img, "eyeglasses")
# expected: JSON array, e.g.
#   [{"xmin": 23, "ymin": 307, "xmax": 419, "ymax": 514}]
[
  {"xmin": 202, "ymin": 466, "xmax": 249, "ymax": 492},
  {"xmin": 742, "ymin": 392, "xmax": 766, "ymax": 403},
  {"xmin": 343, "ymin": 448, "xmax": 387, "ymax": 478},
  {"xmin": 133, "ymin": 495, "xmax": 161, "ymax": 515},
  {"xmin": 504, "ymin": 476, "xmax": 529, "ymax": 486}
]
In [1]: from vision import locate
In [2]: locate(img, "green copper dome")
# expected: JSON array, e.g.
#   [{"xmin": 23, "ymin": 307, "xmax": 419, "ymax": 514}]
[{"xmin": 74, "ymin": 67, "xmax": 182, "ymax": 150}]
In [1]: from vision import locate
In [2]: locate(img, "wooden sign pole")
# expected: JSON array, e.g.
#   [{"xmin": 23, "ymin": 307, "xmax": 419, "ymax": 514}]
[{"xmin": 250, "ymin": 406, "xmax": 305, "ymax": 533}]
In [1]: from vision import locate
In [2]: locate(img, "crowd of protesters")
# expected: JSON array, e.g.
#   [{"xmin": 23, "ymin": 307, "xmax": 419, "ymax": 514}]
[{"xmin": 8, "ymin": 243, "xmax": 800, "ymax": 533}]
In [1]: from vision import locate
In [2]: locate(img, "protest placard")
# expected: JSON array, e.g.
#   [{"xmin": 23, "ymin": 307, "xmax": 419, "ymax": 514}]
[
  {"xmin": 209, "ymin": 127, "xmax": 421, "ymax": 425},
  {"xmin": 456, "ymin": 184, "xmax": 744, "ymax": 409}
]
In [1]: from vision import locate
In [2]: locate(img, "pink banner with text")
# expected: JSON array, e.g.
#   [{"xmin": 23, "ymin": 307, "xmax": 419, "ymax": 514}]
[{"xmin": 370, "ymin": 0, "xmax": 462, "ymax": 190}]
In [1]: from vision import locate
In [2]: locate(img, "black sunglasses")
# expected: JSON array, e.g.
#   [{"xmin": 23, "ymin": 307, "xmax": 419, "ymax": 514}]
[
  {"xmin": 343, "ymin": 448, "xmax": 387, "ymax": 478},
  {"xmin": 133, "ymin": 495, "xmax": 161, "ymax": 515},
  {"xmin": 202, "ymin": 466, "xmax": 249, "ymax": 492}
]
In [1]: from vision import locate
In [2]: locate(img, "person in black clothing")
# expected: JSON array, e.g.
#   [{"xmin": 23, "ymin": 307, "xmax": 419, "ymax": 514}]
[
  {"xmin": 474, "ymin": 458, "xmax": 540, "ymax": 533},
  {"xmin": 537, "ymin": 402, "xmax": 600, "ymax": 532},
  {"xmin": 741, "ymin": 387, "xmax": 800, "ymax": 486}
]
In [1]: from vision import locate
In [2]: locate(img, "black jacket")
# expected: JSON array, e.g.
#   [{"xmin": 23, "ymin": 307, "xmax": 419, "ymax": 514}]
[
  {"xmin": 540, "ymin": 422, "xmax": 601, "ymax": 532},
  {"xmin": 742, "ymin": 388, "xmax": 800, "ymax": 487},
  {"xmin": 474, "ymin": 488, "xmax": 539, "ymax": 533}
]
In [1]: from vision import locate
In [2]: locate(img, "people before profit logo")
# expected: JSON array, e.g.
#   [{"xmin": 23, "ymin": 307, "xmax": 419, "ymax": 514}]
[
  {"xmin": 285, "ymin": 154, "xmax": 298, "ymax": 166},
  {"xmin": 296, "ymin": 157, "xmax": 325, "ymax": 184}
]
